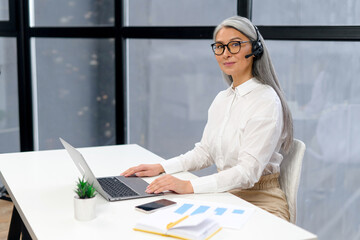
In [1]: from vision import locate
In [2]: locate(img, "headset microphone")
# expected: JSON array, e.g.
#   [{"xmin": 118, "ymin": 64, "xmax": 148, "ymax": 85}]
[{"xmin": 245, "ymin": 53, "xmax": 254, "ymax": 59}]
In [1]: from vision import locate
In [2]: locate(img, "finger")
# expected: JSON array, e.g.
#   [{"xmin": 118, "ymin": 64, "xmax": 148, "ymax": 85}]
[
  {"xmin": 147, "ymin": 175, "xmax": 168, "ymax": 188},
  {"xmin": 154, "ymin": 182, "xmax": 174, "ymax": 193},
  {"xmin": 134, "ymin": 170, "xmax": 152, "ymax": 177},
  {"xmin": 153, "ymin": 177, "xmax": 184, "ymax": 194},
  {"xmin": 122, "ymin": 168, "xmax": 136, "ymax": 177},
  {"xmin": 146, "ymin": 176, "xmax": 173, "ymax": 193},
  {"xmin": 120, "ymin": 168, "xmax": 132, "ymax": 176},
  {"xmin": 145, "ymin": 178, "xmax": 164, "ymax": 192},
  {"xmin": 147, "ymin": 182, "xmax": 172, "ymax": 194},
  {"xmin": 121, "ymin": 166, "xmax": 140, "ymax": 176}
]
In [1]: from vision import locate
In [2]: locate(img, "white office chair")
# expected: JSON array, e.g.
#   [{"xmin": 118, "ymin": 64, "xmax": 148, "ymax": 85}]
[{"xmin": 279, "ymin": 139, "xmax": 306, "ymax": 224}]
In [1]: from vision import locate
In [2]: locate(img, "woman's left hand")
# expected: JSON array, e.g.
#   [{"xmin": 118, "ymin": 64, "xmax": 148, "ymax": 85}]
[{"xmin": 146, "ymin": 174, "xmax": 194, "ymax": 194}]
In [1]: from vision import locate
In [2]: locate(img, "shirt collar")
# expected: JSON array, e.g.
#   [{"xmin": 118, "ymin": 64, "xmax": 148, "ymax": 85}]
[{"xmin": 228, "ymin": 78, "xmax": 261, "ymax": 97}]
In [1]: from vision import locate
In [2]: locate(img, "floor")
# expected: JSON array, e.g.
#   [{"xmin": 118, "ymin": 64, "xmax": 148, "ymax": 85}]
[{"xmin": 0, "ymin": 199, "xmax": 13, "ymax": 240}]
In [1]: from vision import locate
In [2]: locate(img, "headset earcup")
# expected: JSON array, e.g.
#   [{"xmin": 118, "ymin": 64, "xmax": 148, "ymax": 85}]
[
  {"xmin": 251, "ymin": 25, "xmax": 264, "ymax": 60},
  {"xmin": 252, "ymin": 41, "xmax": 263, "ymax": 60}
]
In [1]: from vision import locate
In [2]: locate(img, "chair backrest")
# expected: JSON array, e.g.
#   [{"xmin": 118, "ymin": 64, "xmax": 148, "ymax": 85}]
[{"xmin": 279, "ymin": 139, "xmax": 306, "ymax": 224}]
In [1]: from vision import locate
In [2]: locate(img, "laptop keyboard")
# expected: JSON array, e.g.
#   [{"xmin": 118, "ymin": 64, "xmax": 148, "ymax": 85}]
[{"xmin": 98, "ymin": 177, "xmax": 139, "ymax": 198}]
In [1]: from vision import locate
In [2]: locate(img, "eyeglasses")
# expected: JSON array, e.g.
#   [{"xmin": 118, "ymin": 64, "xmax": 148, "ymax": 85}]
[{"xmin": 211, "ymin": 40, "xmax": 250, "ymax": 55}]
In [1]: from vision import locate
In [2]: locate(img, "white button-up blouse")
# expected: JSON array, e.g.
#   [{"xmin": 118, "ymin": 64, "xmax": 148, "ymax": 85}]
[{"xmin": 160, "ymin": 78, "xmax": 286, "ymax": 193}]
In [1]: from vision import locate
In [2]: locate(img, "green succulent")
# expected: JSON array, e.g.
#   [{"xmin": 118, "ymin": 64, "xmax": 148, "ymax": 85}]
[{"xmin": 75, "ymin": 177, "xmax": 97, "ymax": 199}]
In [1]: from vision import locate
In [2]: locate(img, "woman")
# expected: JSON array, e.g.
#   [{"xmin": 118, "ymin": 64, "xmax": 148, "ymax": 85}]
[{"xmin": 121, "ymin": 16, "xmax": 293, "ymax": 221}]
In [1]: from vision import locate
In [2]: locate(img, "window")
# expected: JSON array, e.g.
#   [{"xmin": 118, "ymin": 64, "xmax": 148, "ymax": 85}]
[
  {"xmin": 1, "ymin": 1, "xmax": 359, "ymax": 239},
  {"xmin": 31, "ymin": 0, "xmax": 114, "ymax": 27},
  {"xmin": 128, "ymin": 39, "xmax": 225, "ymax": 158},
  {"xmin": 253, "ymin": 0, "xmax": 360, "ymax": 25},
  {"xmin": 0, "ymin": 37, "xmax": 19, "ymax": 153},
  {"xmin": 33, "ymin": 38, "xmax": 115, "ymax": 149},
  {"xmin": 0, "ymin": 0, "xmax": 9, "ymax": 21},
  {"xmin": 267, "ymin": 40, "xmax": 360, "ymax": 239},
  {"xmin": 126, "ymin": 0, "xmax": 237, "ymax": 26}
]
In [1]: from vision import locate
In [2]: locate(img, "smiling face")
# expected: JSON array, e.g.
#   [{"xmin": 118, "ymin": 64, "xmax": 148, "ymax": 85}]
[{"xmin": 214, "ymin": 27, "xmax": 254, "ymax": 87}]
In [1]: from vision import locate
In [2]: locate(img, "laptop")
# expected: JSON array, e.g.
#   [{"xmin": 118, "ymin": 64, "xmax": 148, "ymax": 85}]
[{"xmin": 60, "ymin": 138, "xmax": 162, "ymax": 201}]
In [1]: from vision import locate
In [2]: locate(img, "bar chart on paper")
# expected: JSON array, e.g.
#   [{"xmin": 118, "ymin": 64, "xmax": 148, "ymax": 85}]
[{"xmin": 171, "ymin": 199, "xmax": 255, "ymax": 230}]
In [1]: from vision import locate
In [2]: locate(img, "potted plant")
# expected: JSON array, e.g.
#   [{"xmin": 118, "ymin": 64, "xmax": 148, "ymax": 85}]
[{"xmin": 74, "ymin": 177, "xmax": 97, "ymax": 221}]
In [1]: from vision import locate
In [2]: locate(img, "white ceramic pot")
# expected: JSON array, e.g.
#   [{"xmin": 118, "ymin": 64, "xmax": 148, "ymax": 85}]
[{"xmin": 74, "ymin": 196, "xmax": 97, "ymax": 221}]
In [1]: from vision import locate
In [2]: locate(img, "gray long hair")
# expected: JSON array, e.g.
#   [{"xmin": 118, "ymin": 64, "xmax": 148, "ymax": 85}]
[{"xmin": 213, "ymin": 16, "xmax": 293, "ymax": 152}]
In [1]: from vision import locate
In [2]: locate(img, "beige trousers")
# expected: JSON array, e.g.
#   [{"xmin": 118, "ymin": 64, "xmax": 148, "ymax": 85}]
[{"xmin": 229, "ymin": 173, "xmax": 290, "ymax": 222}]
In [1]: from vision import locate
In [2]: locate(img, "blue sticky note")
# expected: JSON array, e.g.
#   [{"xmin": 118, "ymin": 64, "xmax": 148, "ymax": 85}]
[
  {"xmin": 232, "ymin": 209, "xmax": 245, "ymax": 214},
  {"xmin": 191, "ymin": 205, "xmax": 210, "ymax": 215},
  {"xmin": 214, "ymin": 207, "xmax": 227, "ymax": 215},
  {"xmin": 175, "ymin": 204, "xmax": 193, "ymax": 214}
]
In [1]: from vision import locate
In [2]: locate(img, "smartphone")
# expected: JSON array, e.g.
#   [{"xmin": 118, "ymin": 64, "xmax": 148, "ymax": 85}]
[{"xmin": 135, "ymin": 199, "xmax": 176, "ymax": 213}]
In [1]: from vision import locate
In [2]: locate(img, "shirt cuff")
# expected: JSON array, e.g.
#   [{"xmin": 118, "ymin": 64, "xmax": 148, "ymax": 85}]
[
  {"xmin": 160, "ymin": 157, "xmax": 184, "ymax": 174},
  {"xmin": 190, "ymin": 175, "xmax": 217, "ymax": 193}
]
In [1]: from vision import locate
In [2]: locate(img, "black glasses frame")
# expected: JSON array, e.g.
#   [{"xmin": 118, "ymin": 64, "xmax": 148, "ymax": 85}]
[{"xmin": 211, "ymin": 40, "xmax": 250, "ymax": 55}]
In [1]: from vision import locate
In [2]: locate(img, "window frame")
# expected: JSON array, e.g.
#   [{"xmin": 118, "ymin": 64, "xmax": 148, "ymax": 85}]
[{"xmin": 0, "ymin": 0, "xmax": 359, "ymax": 152}]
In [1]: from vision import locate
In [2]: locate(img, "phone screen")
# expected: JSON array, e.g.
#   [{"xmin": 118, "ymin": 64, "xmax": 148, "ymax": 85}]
[{"xmin": 135, "ymin": 199, "xmax": 176, "ymax": 213}]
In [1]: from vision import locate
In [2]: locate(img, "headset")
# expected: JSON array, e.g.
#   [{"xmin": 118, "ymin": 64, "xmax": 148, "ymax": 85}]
[{"xmin": 245, "ymin": 25, "xmax": 264, "ymax": 60}]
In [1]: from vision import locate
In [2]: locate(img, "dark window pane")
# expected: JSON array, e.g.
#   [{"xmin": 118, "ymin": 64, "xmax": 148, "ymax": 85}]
[
  {"xmin": 125, "ymin": 0, "xmax": 237, "ymax": 26},
  {"xmin": 33, "ymin": 38, "xmax": 115, "ymax": 149},
  {"xmin": 0, "ymin": 38, "xmax": 20, "ymax": 153},
  {"xmin": 253, "ymin": 0, "xmax": 360, "ymax": 25},
  {"xmin": 31, "ymin": 0, "xmax": 114, "ymax": 26}
]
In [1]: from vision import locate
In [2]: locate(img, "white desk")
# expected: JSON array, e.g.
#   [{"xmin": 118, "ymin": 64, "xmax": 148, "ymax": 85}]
[{"xmin": 0, "ymin": 144, "xmax": 317, "ymax": 240}]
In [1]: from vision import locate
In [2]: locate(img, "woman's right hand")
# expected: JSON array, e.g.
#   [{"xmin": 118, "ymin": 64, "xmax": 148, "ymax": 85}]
[{"xmin": 120, "ymin": 164, "xmax": 165, "ymax": 177}]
